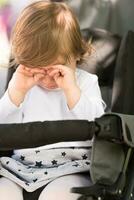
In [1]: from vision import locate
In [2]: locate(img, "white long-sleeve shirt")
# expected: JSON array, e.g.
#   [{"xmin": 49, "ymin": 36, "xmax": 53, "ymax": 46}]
[{"xmin": 0, "ymin": 68, "xmax": 105, "ymax": 123}]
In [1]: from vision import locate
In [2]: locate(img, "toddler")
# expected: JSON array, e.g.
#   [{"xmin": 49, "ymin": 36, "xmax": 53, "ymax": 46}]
[{"xmin": 0, "ymin": 1, "xmax": 105, "ymax": 200}]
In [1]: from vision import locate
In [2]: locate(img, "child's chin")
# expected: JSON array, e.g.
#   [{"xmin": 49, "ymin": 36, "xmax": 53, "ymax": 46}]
[
  {"xmin": 38, "ymin": 83, "xmax": 59, "ymax": 90},
  {"xmin": 46, "ymin": 86, "xmax": 58, "ymax": 89}
]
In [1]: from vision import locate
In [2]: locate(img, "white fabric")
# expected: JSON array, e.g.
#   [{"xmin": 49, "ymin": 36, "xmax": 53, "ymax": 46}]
[
  {"xmin": 0, "ymin": 68, "xmax": 105, "ymax": 123},
  {"xmin": 0, "ymin": 177, "xmax": 23, "ymax": 200},
  {"xmin": 0, "ymin": 147, "xmax": 91, "ymax": 192}
]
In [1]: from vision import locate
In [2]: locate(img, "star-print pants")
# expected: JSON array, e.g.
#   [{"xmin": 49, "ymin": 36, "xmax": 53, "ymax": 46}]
[{"xmin": 0, "ymin": 147, "xmax": 91, "ymax": 192}]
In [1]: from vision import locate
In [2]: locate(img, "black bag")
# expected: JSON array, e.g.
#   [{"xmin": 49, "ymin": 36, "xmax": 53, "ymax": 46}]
[{"xmin": 72, "ymin": 113, "xmax": 134, "ymax": 200}]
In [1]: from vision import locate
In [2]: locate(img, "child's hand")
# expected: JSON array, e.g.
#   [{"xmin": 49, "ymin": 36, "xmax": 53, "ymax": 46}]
[
  {"xmin": 8, "ymin": 65, "xmax": 45, "ymax": 106},
  {"xmin": 46, "ymin": 65, "xmax": 81, "ymax": 109},
  {"xmin": 9, "ymin": 65, "xmax": 46, "ymax": 93},
  {"xmin": 46, "ymin": 65, "xmax": 77, "ymax": 91}
]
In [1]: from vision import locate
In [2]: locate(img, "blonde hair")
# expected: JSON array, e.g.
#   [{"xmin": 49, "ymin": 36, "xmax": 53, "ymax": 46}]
[{"xmin": 11, "ymin": 1, "xmax": 91, "ymax": 68}]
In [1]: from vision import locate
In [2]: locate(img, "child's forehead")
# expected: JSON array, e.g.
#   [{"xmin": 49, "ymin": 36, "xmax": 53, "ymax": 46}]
[{"xmin": 39, "ymin": 57, "xmax": 66, "ymax": 69}]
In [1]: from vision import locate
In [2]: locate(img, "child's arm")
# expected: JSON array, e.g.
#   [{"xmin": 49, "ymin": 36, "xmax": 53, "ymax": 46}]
[
  {"xmin": 63, "ymin": 85, "xmax": 81, "ymax": 109},
  {"xmin": 68, "ymin": 75, "xmax": 105, "ymax": 120},
  {"xmin": 47, "ymin": 65, "xmax": 105, "ymax": 121},
  {"xmin": 0, "ymin": 65, "xmax": 45, "ymax": 123},
  {"xmin": 0, "ymin": 90, "xmax": 24, "ymax": 123},
  {"xmin": 8, "ymin": 65, "xmax": 45, "ymax": 106}
]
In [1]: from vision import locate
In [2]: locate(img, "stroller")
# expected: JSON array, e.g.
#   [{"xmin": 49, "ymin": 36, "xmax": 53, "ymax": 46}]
[
  {"xmin": 0, "ymin": 112, "xmax": 134, "ymax": 200},
  {"xmin": 0, "ymin": 28, "xmax": 134, "ymax": 200}
]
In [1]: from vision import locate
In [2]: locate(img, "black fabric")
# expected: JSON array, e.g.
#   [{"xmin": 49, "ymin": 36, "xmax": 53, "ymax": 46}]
[
  {"xmin": 80, "ymin": 28, "xmax": 121, "ymax": 111},
  {"xmin": 72, "ymin": 184, "xmax": 105, "ymax": 199},
  {"xmin": 112, "ymin": 30, "xmax": 134, "ymax": 114},
  {"xmin": 123, "ymin": 152, "xmax": 134, "ymax": 200},
  {"xmin": 23, "ymin": 185, "xmax": 45, "ymax": 200},
  {"xmin": 80, "ymin": 28, "xmax": 121, "ymax": 87},
  {"xmin": 0, "ymin": 120, "xmax": 95, "ymax": 150}
]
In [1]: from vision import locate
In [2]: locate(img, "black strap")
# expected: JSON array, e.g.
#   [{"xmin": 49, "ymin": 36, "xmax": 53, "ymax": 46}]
[{"xmin": 72, "ymin": 184, "xmax": 106, "ymax": 199}]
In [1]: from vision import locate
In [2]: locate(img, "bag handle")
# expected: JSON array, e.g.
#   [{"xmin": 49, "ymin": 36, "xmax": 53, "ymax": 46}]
[{"xmin": 95, "ymin": 113, "xmax": 134, "ymax": 147}]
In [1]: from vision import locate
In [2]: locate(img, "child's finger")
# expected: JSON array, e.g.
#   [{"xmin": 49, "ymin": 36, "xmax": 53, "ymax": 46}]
[
  {"xmin": 34, "ymin": 73, "xmax": 45, "ymax": 82},
  {"xmin": 46, "ymin": 64, "xmax": 67, "ymax": 71},
  {"xmin": 27, "ymin": 67, "xmax": 46, "ymax": 74},
  {"xmin": 47, "ymin": 69, "xmax": 60, "ymax": 77},
  {"xmin": 45, "ymin": 68, "xmax": 53, "ymax": 73},
  {"xmin": 47, "ymin": 65, "xmax": 69, "ymax": 76},
  {"xmin": 24, "ymin": 67, "xmax": 32, "ymax": 72},
  {"xmin": 17, "ymin": 65, "xmax": 46, "ymax": 78},
  {"xmin": 53, "ymin": 73, "xmax": 60, "ymax": 81}
]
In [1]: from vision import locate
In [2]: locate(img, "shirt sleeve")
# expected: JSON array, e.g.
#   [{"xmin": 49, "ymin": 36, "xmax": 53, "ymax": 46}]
[
  {"xmin": 68, "ymin": 75, "xmax": 106, "ymax": 121},
  {"xmin": 0, "ymin": 90, "xmax": 23, "ymax": 123}
]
